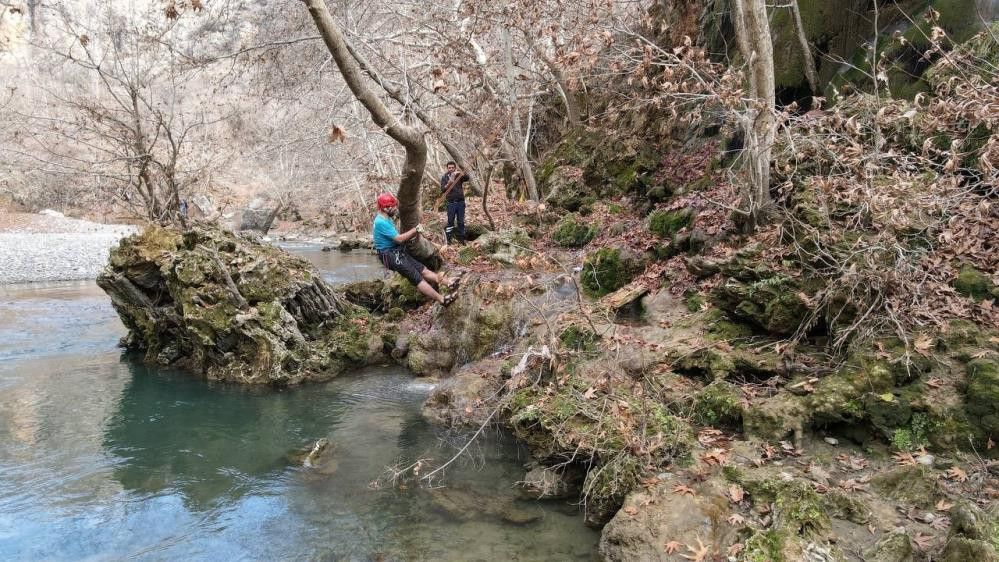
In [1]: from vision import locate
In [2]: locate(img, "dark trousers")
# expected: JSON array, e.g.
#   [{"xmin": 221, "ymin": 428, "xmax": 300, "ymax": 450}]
[{"xmin": 445, "ymin": 200, "xmax": 466, "ymax": 243}]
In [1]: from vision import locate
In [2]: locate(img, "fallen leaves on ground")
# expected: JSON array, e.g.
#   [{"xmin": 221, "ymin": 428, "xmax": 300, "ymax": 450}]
[
  {"xmin": 700, "ymin": 448, "xmax": 728, "ymax": 466},
  {"xmin": 673, "ymin": 484, "xmax": 696, "ymax": 497},
  {"xmin": 727, "ymin": 513, "xmax": 745, "ymax": 526},
  {"xmin": 664, "ymin": 540, "xmax": 683, "ymax": 554},
  {"xmin": 697, "ymin": 428, "xmax": 724, "ymax": 447}
]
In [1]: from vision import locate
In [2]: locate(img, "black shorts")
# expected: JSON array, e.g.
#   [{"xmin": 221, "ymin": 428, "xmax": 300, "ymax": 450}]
[{"xmin": 379, "ymin": 247, "xmax": 425, "ymax": 286}]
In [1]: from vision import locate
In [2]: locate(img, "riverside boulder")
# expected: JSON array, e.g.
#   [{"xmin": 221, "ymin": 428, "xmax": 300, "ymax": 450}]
[{"xmin": 97, "ymin": 225, "xmax": 387, "ymax": 385}]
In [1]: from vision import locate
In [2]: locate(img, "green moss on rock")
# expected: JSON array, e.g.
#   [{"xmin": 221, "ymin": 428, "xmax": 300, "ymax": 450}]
[
  {"xmin": 872, "ymin": 465, "xmax": 942, "ymax": 509},
  {"xmin": 711, "ymin": 276, "xmax": 810, "ymax": 336},
  {"xmin": 580, "ymin": 248, "xmax": 642, "ymax": 297},
  {"xmin": 98, "ymin": 225, "xmax": 379, "ymax": 385},
  {"xmin": 552, "ymin": 214, "xmax": 597, "ymax": 248},
  {"xmin": 559, "ymin": 325, "xmax": 599, "ymax": 352},
  {"xmin": 648, "ymin": 208, "xmax": 695, "ymax": 239},
  {"xmin": 954, "ymin": 263, "xmax": 998, "ymax": 302},
  {"xmin": 965, "ymin": 358, "xmax": 999, "ymax": 436},
  {"xmin": 695, "ymin": 380, "xmax": 744, "ymax": 427}
]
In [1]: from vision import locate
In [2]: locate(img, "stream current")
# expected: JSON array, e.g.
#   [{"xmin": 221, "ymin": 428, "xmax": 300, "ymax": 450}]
[{"xmin": 0, "ymin": 246, "xmax": 599, "ymax": 560}]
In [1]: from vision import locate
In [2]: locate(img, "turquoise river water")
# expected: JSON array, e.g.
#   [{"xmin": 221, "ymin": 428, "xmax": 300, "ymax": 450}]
[{"xmin": 0, "ymin": 246, "xmax": 599, "ymax": 560}]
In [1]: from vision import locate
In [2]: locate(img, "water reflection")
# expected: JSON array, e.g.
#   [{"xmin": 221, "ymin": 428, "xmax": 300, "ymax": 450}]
[
  {"xmin": 0, "ymin": 249, "xmax": 601, "ymax": 560},
  {"xmin": 102, "ymin": 359, "xmax": 343, "ymax": 511}
]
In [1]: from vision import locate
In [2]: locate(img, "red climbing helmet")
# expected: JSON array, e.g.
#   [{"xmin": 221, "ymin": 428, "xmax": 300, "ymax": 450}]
[{"xmin": 376, "ymin": 193, "xmax": 398, "ymax": 210}]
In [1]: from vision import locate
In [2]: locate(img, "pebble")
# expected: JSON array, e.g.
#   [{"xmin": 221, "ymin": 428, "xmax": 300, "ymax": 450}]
[
  {"xmin": 824, "ymin": 437, "xmax": 839, "ymax": 446},
  {"xmin": 916, "ymin": 454, "xmax": 935, "ymax": 466}
]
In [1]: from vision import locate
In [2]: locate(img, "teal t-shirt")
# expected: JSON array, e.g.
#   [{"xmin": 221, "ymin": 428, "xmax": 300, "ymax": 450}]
[{"xmin": 372, "ymin": 214, "xmax": 400, "ymax": 251}]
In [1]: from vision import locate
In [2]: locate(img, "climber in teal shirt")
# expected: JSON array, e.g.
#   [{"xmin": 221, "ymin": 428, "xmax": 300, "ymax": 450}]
[{"xmin": 372, "ymin": 193, "xmax": 456, "ymax": 306}]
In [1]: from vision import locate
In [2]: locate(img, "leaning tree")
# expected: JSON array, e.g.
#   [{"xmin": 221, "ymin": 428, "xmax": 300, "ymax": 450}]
[{"xmin": 301, "ymin": 0, "xmax": 439, "ymax": 267}]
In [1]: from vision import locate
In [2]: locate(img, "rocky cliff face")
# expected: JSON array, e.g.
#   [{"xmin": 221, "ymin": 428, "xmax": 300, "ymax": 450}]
[{"xmin": 98, "ymin": 225, "xmax": 388, "ymax": 385}]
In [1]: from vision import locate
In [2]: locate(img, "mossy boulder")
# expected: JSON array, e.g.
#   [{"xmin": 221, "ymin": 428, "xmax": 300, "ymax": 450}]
[
  {"xmin": 954, "ymin": 263, "xmax": 998, "ymax": 302},
  {"xmin": 341, "ymin": 276, "xmax": 425, "ymax": 312},
  {"xmin": 743, "ymin": 393, "xmax": 806, "ymax": 442},
  {"xmin": 559, "ymin": 324, "xmax": 600, "ymax": 352},
  {"xmin": 694, "ymin": 380, "xmax": 744, "ymax": 427},
  {"xmin": 98, "ymin": 225, "xmax": 382, "ymax": 385},
  {"xmin": 941, "ymin": 501, "xmax": 999, "ymax": 562},
  {"xmin": 736, "ymin": 476, "xmax": 836, "ymax": 561},
  {"xmin": 711, "ymin": 276, "xmax": 810, "ymax": 336},
  {"xmin": 552, "ymin": 214, "xmax": 596, "ymax": 248},
  {"xmin": 508, "ymin": 370, "xmax": 693, "ymax": 525},
  {"xmin": 580, "ymin": 247, "xmax": 644, "ymax": 297},
  {"xmin": 965, "ymin": 358, "xmax": 999, "ymax": 435},
  {"xmin": 405, "ymin": 278, "xmax": 518, "ymax": 376},
  {"xmin": 865, "ymin": 529, "xmax": 916, "ymax": 562},
  {"xmin": 872, "ymin": 465, "xmax": 942, "ymax": 509},
  {"xmin": 540, "ymin": 128, "xmax": 660, "ymax": 211},
  {"xmin": 648, "ymin": 208, "xmax": 695, "ymax": 239},
  {"xmin": 473, "ymin": 228, "xmax": 531, "ymax": 265}
]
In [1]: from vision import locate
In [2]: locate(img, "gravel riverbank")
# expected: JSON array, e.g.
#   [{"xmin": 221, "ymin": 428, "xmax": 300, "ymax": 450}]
[{"xmin": 0, "ymin": 211, "xmax": 138, "ymax": 285}]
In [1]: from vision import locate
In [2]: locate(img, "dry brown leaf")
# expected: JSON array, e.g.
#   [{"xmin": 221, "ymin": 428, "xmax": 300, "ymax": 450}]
[
  {"xmin": 640, "ymin": 476, "xmax": 661, "ymax": 490},
  {"xmin": 930, "ymin": 516, "xmax": 951, "ymax": 531},
  {"xmin": 913, "ymin": 532, "xmax": 935, "ymax": 551},
  {"xmin": 945, "ymin": 466, "xmax": 968, "ymax": 482},
  {"xmin": 926, "ymin": 377, "xmax": 943, "ymax": 389},
  {"xmin": 892, "ymin": 451, "xmax": 917, "ymax": 466},
  {"xmin": 622, "ymin": 506, "xmax": 638, "ymax": 517},
  {"xmin": 727, "ymin": 543, "xmax": 745, "ymax": 556},
  {"xmin": 328, "ymin": 125, "xmax": 347, "ymax": 144},
  {"xmin": 697, "ymin": 428, "xmax": 724, "ymax": 446},
  {"xmin": 838, "ymin": 478, "xmax": 869, "ymax": 492},
  {"xmin": 936, "ymin": 499, "xmax": 954, "ymax": 511},
  {"xmin": 700, "ymin": 449, "xmax": 728, "ymax": 466},
  {"xmin": 729, "ymin": 484, "xmax": 745, "ymax": 503},
  {"xmin": 673, "ymin": 484, "xmax": 696, "ymax": 497},
  {"xmin": 727, "ymin": 513, "xmax": 745, "ymax": 525},
  {"xmin": 680, "ymin": 537, "xmax": 710, "ymax": 562},
  {"xmin": 914, "ymin": 333, "xmax": 933, "ymax": 356},
  {"xmin": 664, "ymin": 540, "xmax": 683, "ymax": 554}
]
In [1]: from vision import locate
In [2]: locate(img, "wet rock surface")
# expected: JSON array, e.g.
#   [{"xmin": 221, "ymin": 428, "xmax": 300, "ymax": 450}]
[{"xmin": 426, "ymin": 486, "xmax": 544, "ymax": 526}]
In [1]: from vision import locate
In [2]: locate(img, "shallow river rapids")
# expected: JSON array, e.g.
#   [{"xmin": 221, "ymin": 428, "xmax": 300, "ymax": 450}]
[{"xmin": 0, "ymin": 245, "xmax": 598, "ymax": 560}]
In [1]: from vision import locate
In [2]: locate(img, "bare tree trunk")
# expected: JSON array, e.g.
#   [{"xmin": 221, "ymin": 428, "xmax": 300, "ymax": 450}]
[
  {"xmin": 523, "ymin": 32, "xmax": 580, "ymax": 127},
  {"xmin": 789, "ymin": 0, "xmax": 819, "ymax": 96},
  {"xmin": 502, "ymin": 27, "xmax": 539, "ymax": 201},
  {"xmin": 732, "ymin": 0, "xmax": 776, "ymax": 232},
  {"xmin": 301, "ymin": 0, "xmax": 438, "ymax": 265},
  {"xmin": 481, "ymin": 164, "xmax": 496, "ymax": 231}
]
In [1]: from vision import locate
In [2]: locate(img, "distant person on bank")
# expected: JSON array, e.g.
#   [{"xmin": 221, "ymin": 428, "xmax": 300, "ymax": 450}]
[
  {"xmin": 372, "ymin": 193, "xmax": 456, "ymax": 306},
  {"xmin": 440, "ymin": 161, "xmax": 470, "ymax": 245}
]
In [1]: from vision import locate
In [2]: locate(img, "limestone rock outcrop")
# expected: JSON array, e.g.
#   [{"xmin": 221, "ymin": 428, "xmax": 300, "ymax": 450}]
[{"xmin": 98, "ymin": 225, "xmax": 387, "ymax": 385}]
